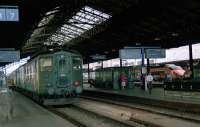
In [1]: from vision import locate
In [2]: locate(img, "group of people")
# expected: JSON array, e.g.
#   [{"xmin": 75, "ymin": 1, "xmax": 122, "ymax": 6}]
[{"xmin": 119, "ymin": 72, "xmax": 154, "ymax": 94}]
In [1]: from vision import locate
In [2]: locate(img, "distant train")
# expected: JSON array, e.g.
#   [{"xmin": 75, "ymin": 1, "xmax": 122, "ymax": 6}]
[
  {"xmin": 88, "ymin": 64, "xmax": 185, "ymax": 89},
  {"xmin": 8, "ymin": 50, "xmax": 83, "ymax": 105}
]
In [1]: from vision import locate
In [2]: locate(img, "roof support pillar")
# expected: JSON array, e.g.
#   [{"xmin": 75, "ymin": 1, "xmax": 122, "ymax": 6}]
[
  {"xmin": 87, "ymin": 62, "xmax": 90, "ymax": 82},
  {"xmin": 147, "ymin": 58, "xmax": 150, "ymax": 74},
  {"xmin": 141, "ymin": 48, "xmax": 145, "ymax": 89},
  {"xmin": 101, "ymin": 60, "xmax": 104, "ymax": 69},
  {"xmin": 120, "ymin": 59, "xmax": 123, "ymax": 68},
  {"xmin": 189, "ymin": 43, "xmax": 194, "ymax": 79}
]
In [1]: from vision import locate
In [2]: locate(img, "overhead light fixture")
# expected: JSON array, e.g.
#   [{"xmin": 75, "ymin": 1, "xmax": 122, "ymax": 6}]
[
  {"xmin": 171, "ymin": 33, "xmax": 179, "ymax": 37},
  {"xmin": 154, "ymin": 37, "xmax": 161, "ymax": 41},
  {"xmin": 136, "ymin": 43, "xmax": 141, "ymax": 46},
  {"xmin": 49, "ymin": 49, "xmax": 54, "ymax": 51},
  {"xmin": 112, "ymin": 49, "xmax": 116, "ymax": 52},
  {"xmin": 104, "ymin": 51, "xmax": 109, "ymax": 54}
]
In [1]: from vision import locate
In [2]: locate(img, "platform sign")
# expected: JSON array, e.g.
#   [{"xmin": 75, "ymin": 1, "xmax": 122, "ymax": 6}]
[
  {"xmin": 0, "ymin": 6, "xmax": 19, "ymax": 21},
  {"xmin": 91, "ymin": 54, "xmax": 106, "ymax": 60},
  {"xmin": 0, "ymin": 48, "xmax": 15, "ymax": 51},
  {"xmin": 0, "ymin": 8, "xmax": 6, "ymax": 21},
  {"xmin": 0, "ymin": 51, "xmax": 20, "ymax": 62},
  {"xmin": 145, "ymin": 49, "xmax": 166, "ymax": 58},
  {"xmin": 119, "ymin": 48, "xmax": 141, "ymax": 59}
]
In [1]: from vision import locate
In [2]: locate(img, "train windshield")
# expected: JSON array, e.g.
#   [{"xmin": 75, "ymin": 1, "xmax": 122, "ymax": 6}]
[
  {"xmin": 73, "ymin": 57, "xmax": 82, "ymax": 70},
  {"xmin": 40, "ymin": 57, "xmax": 52, "ymax": 71},
  {"xmin": 59, "ymin": 59, "xmax": 66, "ymax": 72}
]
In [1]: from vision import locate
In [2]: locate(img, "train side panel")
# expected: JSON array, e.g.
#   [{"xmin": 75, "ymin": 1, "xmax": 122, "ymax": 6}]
[{"xmin": 9, "ymin": 51, "xmax": 83, "ymax": 105}]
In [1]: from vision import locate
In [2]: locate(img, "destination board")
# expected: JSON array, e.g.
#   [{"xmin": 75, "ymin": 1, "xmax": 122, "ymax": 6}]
[
  {"xmin": 91, "ymin": 54, "xmax": 106, "ymax": 60},
  {"xmin": 119, "ymin": 48, "xmax": 141, "ymax": 59},
  {"xmin": 0, "ymin": 6, "xmax": 19, "ymax": 21},
  {"xmin": 0, "ymin": 51, "xmax": 20, "ymax": 62},
  {"xmin": 145, "ymin": 49, "xmax": 166, "ymax": 58}
]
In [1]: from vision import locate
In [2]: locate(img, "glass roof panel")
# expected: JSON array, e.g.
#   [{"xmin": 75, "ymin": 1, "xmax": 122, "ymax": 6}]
[{"xmin": 46, "ymin": 6, "xmax": 111, "ymax": 45}]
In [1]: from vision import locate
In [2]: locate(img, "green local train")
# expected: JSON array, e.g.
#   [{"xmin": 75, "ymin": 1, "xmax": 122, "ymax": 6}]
[
  {"xmin": 8, "ymin": 50, "xmax": 83, "ymax": 105},
  {"xmin": 89, "ymin": 64, "xmax": 186, "ymax": 90}
]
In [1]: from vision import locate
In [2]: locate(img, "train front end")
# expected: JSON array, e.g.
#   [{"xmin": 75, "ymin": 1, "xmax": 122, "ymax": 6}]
[{"xmin": 40, "ymin": 51, "xmax": 83, "ymax": 105}]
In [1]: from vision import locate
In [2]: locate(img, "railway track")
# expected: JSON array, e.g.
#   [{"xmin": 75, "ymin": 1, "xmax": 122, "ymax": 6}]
[
  {"xmin": 47, "ymin": 98, "xmax": 200, "ymax": 127},
  {"xmin": 76, "ymin": 98, "xmax": 200, "ymax": 127},
  {"xmin": 15, "ymin": 90, "xmax": 200, "ymax": 127},
  {"xmin": 80, "ymin": 95, "xmax": 200, "ymax": 123},
  {"xmin": 48, "ymin": 105, "xmax": 145, "ymax": 127},
  {"xmin": 48, "ymin": 107, "xmax": 87, "ymax": 127}
]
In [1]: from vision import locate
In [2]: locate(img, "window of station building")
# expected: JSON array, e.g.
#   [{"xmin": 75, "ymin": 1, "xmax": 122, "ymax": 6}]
[{"xmin": 40, "ymin": 57, "xmax": 52, "ymax": 71}]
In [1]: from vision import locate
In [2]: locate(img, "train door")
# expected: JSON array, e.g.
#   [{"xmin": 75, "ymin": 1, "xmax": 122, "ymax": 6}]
[
  {"xmin": 113, "ymin": 69, "xmax": 120, "ymax": 90},
  {"xmin": 39, "ymin": 56, "xmax": 53, "ymax": 92},
  {"xmin": 72, "ymin": 56, "xmax": 82, "ymax": 93},
  {"xmin": 55, "ymin": 54, "xmax": 72, "ymax": 87}
]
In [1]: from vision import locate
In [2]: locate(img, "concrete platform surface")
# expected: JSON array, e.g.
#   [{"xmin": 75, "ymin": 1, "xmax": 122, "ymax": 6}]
[
  {"xmin": 0, "ymin": 89, "xmax": 76, "ymax": 127},
  {"xmin": 84, "ymin": 86, "xmax": 200, "ymax": 105}
]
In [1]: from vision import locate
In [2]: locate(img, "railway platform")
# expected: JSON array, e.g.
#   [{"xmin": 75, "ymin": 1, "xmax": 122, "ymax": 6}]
[
  {"xmin": 83, "ymin": 85, "xmax": 200, "ymax": 113},
  {"xmin": 0, "ymin": 88, "xmax": 76, "ymax": 127}
]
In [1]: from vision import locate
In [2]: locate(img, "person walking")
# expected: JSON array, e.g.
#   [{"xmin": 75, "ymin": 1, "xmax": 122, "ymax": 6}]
[
  {"xmin": 120, "ymin": 72, "xmax": 126, "ymax": 90},
  {"xmin": 146, "ymin": 73, "xmax": 153, "ymax": 94}
]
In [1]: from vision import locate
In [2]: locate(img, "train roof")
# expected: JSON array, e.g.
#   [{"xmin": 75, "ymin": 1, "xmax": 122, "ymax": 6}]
[{"xmin": 28, "ymin": 48, "xmax": 81, "ymax": 62}]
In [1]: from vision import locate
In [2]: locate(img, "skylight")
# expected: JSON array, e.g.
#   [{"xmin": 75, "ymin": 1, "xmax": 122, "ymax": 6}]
[
  {"xmin": 47, "ymin": 6, "xmax": 111, "ymax": 45},
  {"xmin": 37, "ymin": 7, "xmax": 59, "ymax": 27}
]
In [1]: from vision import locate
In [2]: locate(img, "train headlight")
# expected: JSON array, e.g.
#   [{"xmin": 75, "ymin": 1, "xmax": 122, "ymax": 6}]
[
  {"xmin": 74, "ymin": 81, "xmax": 80, "ymax": 87},
  {"xmin": 74, "ymin": 81, "xmax": 82, "ymax": 94},
  {"xmin": 47, "ymin": 83, "xmax": 52, "ymax": 87},
  {"xmin": 48, "ymin": 88, "xmax": 54, "ymax": 95}
]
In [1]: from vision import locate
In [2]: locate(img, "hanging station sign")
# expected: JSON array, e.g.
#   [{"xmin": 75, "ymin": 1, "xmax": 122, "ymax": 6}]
[
  {"xmin": 0, "ymin": 6, "xmax": 19, "ymax": 21},
  {"xmin": 119, "ymin": 48, "xmax": 142, "ymax": 59},
  {"xmin": 91, "ymin": 54, "xmax": 106, "ymax": 60},
  {"xmin": 0, "ymin": 50, "xmax": 20, "ymax": 62},
  {"xmin": 145, "ymin": 48, "xmax": 166, "ymax": 58}
]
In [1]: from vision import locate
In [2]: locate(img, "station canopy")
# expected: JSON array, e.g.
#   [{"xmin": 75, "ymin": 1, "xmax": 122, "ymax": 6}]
[
  {"xmin": 1, "ymin": 0, "xmax": 200, "ymax": 63},
  {"xmin": 46, "ymin": 6, "xmax": 111, "ymax": 46}
]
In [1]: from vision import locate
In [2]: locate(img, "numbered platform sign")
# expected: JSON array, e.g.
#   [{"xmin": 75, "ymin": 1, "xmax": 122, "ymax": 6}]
[{"xmin": 0, "ymin": 6, "xmax": 19, "ymax": 22}]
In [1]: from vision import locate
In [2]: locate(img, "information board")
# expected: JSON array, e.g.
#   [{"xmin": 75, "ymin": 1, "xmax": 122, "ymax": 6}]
[
  {"xmin": 119, "ymin": 48, "xmax": 141, "ymax": 59},
  {"xmin": 91, "ymin": 54, "xmax": 106, "ymax": 60},
  {"xmin": 145, "ymin": 49, "xmax": 166, "ymax": 58},
  {"xmin": 0, "ymin": 51, "xmax": 20, "ymax": 62},
  {"xmin": 0, "ymin": 6, "xmax": 19, "ymax": 21}
]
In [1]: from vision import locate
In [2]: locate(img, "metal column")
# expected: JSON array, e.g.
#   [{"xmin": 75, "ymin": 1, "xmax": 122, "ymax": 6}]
[
  {"xmin": 120, "ymin": 59, "xmax": 123, "ymax": 68},
  {"xmin": 189, "ymin": 43, "xmax": 194, "ymax": 79},
  {"xmin": 87, "ymin": 63, "xmax": 90, "ymax": 82},
  {"xmin": 101, "ymin": 60, "xmax": 104, "ymax": 69},
  {"xmin": 147, "ymin": 58, "xmax": 150, "ymax": 74},
  {"xmin": 141, "ymin": 48, "xmax": 145, "ymax": 89}
]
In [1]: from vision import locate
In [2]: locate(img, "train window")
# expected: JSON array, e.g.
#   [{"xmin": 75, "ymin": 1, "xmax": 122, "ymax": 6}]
[
  {"xmin": 73, "ymin": 57, "xmax": 81, "ymax": 70},
  {"xmin": 59, "ymin": 59, "xmax": 66, "ymax": 72},
  {"xmin": 40, "ymin": 57, "xmax": 52, "ymax": 71}
]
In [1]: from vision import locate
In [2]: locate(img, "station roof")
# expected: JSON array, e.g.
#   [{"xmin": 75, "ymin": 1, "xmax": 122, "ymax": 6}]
[{"xmin": 1, "ymin": 0, "xmax": 200, "ymax": 63}]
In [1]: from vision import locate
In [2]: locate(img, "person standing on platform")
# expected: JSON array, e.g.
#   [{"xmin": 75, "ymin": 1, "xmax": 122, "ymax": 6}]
[
  {"xmin": 166, "ymin": 73, "xmax": 172, "ymax": 82},
  {"xmin": 146, "ymin": 73, "xmax": 153, "ymax": 94},
  {"xmin": 120, "ymin": 72, "xmax": 127, "ymax": 90}
]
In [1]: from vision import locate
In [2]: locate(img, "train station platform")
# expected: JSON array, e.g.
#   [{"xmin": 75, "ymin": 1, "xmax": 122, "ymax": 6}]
[
  {"xmin": 0, "ymin": 88, "xmax": 75, "ymax": 127},
  {"xmin": 83, "ymin": 84, "xmax": 200, "ymax": 113},
  {"xmin": 84, "ymin": 86, "xmax": 200, "ymax": 104}
]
